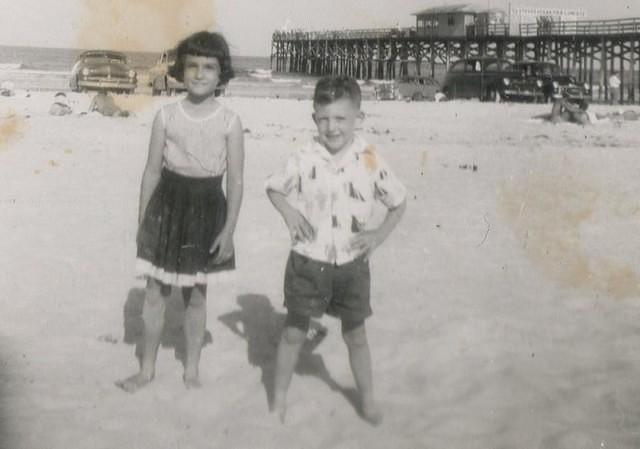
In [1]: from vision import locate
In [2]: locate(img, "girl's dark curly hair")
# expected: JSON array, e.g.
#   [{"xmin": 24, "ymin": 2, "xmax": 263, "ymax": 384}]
[{"xmin": 169, "ymin": 31, "xmax": 234, "ymax": 85}]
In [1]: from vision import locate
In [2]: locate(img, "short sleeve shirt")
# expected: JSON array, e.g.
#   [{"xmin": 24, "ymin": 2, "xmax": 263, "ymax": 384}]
[
  {"xmin": 266, "ymin": 135, "xmax": 406, "ymax": 265},
  {"xmin": 160, "ymin": 101, "xmax": 239, "ymax": 178}
]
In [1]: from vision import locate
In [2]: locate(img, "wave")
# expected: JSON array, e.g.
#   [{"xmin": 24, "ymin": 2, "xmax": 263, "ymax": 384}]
[{"xmin": 0, "ymin": 63, "xmax": 22, "ymax": 70}]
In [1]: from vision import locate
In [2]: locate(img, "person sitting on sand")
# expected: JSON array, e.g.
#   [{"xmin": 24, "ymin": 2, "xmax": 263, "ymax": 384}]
[
  {"xmin": 88, "ymin": 90, "xmax": 130, "ymax": 117},
  {"xmin": 48, "ymin": 92, "xmax": 73, "ymax": 116},
  {"xmin": 266, "ymin": 75, "xmax": 407, "ymax": 425},
  {"xmin": 550, "ymin": 97, "xmax": 639, "ymax": 125},
  {"xmin": 0, "ymin": 80, "xmax": 14, "ymax": 97}
]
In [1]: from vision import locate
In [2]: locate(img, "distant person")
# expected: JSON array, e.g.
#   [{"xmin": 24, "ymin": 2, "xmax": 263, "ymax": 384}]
[
  {"xmin": 88, "ymin": 90, "xmax": 129, "ymax": 117},
  {"xmin": 48, "ymin": 92, "xmax": 73, "ymax": 116},
  {"xmin": 265, "ymin": 76, "xmax": 407, "ymax": 425},
  {"xmin": 0, "ymin": 80, "xmax": 14, "ymax": 96},
  {"xmin": 608, "ymin": 71, "xmax": 621, "ymax": 105},
  {"xmin": 549, "ymin": 97, "xmax": 638, "ymax": 125},
  {"xmin": 115, "ymin": 31, "xmax": 244, "ymax": 392}
]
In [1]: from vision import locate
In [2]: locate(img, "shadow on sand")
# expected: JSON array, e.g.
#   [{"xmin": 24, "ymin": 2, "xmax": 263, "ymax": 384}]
[
  {"xmin": 218, "ymin": 293, "xmax": 359, "ymax": 413},
  {"xmin": 122, "ymin": 287, "xmax": 213, "ymax": 369}
]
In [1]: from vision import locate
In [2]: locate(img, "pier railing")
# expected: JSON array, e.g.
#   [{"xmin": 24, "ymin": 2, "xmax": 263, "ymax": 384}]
[
  {"xmin": 520, "ymin": 17, "xmax": 640, "ymax": 36},
  {"xmin": 273, "ymin": 18, "xmax": 640, "ymax": 41}
]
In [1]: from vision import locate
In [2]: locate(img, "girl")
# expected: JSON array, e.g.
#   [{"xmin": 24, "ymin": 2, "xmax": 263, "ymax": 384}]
[{"xmin": 116, "ymin": 31, "xmax": 244, "ymax": 392}]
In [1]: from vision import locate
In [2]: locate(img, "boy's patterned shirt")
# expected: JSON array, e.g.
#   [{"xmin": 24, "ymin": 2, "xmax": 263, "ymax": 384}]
[{"xmin": 266, "ymin": 135, "xmax": 406, "ymax": 265}]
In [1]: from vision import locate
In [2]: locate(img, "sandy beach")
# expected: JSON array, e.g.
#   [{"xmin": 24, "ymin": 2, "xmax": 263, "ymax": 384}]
[{"xmin": 1, "ymin": 88, "xmax": 640, "ymax": 448}]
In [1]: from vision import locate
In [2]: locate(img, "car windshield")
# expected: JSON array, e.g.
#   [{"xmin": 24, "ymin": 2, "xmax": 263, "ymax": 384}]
[
  {"xmin": 517, "ymin": 63, "xmax": 560, "ymax": 76},
  {"xmin": 83, "ymin": 55, "xmax": 126, "ymax": 64}
]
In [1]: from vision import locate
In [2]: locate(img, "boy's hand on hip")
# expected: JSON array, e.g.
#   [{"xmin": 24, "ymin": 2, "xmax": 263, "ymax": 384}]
[
  {"xmin": 284, "ymin": 209, "xmax": 316, "ymax": 243},
  {"xmin": 210, "ymin": 230, "xmax": 234, "ymax": 264},
  {"xmin": 349, "ymin": 230, "xmax": 381, "ymax": 258}
]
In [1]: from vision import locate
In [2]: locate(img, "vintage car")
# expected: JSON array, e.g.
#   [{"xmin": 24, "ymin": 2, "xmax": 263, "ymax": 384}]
[
  {"xmin": 441, "ymin": 57, "xmax": 523, "ymax": 101},
  {"xmin": 69, "ymin": 50, "xmax": 137, "ymax": 94},
  {"xmin": 374, "ymin": 76, "xmax": 440, "ymax": 101},
  {"xmin": 512, "ymin": 61, "xmax": 590, "ymax": 103},
  {"xmin": 394, "ymin": 75, "xmax": 441, "ymax": 101},
  {"xmin": 147, "ymin": 49, "xmax": 185, "ymax": 96}
]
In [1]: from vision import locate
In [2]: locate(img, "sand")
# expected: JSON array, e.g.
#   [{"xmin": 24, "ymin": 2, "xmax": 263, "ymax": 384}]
[{"xmin": 1, "ymin": 89, "xmax": 639, "ymax": 449}]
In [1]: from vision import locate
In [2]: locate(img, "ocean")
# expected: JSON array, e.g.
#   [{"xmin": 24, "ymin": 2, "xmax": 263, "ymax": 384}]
[{"xmin": 0, "ymin": 45, "xmax": 271, "ymax": 77}]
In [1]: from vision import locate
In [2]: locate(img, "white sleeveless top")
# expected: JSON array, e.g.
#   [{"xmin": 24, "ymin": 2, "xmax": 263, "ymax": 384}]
[{"xmin": 160, "ymin": 101, "xmax": 239, "ymax": 178}]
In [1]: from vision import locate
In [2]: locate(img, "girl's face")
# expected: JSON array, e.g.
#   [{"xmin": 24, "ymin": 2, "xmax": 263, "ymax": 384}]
[{"xmin": 183, "ymin": 54, "xmax": 221, "ymax": 99}]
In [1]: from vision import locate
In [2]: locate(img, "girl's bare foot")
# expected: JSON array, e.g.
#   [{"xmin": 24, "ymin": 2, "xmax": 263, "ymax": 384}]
[
  {"xmin": 183, "ymin": 374, "xmax": 202, "ymax": 389},
  {"xmin": 115, "ymin": 372, "xmax": 154, "ymax": 393},
  {"xmin": 362, "ymin": 399, "xmax": 383, "ymax": 426}
]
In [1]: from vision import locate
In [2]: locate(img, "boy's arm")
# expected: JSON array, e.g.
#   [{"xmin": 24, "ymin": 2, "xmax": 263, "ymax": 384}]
[
  {"xmin": 349, "ymin": 198, "xmax": 406, "ymax": 257},
  {"xmin": 138, "ymin": 111, "xmax": 165, "ymax": 224},
  {"xmin": 210, "ymin": 116, "xmax": 245, "ymax": 263},
  {"xmin": 266, "ymin": 189, "xmax": 315, "ymax": 243}
]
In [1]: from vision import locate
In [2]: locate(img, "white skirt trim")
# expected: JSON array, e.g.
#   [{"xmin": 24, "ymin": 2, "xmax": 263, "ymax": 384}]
[{"xmin": 136, "ymin": 258, "xmax": 208, "ymax": 287}]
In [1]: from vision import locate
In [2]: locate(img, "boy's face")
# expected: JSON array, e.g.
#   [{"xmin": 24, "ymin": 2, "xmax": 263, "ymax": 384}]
[
  {"xmin": 313, "ymin": 97, "xmax": 363, "ymax": 155},
  {"xmin": 183, "ymin": 54, "xmax": 221, "ymax": 99}
]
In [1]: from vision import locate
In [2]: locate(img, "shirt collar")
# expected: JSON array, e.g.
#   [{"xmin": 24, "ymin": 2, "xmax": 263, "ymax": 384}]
[{"xmin": 310, "ymin": 135, "xmax": 366, "ymax": 166}]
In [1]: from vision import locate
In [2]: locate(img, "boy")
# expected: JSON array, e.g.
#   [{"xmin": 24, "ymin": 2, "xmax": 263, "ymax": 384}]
[{"xmin": 265, "ymin": 76, "xmax": 407, "ymax": 425}]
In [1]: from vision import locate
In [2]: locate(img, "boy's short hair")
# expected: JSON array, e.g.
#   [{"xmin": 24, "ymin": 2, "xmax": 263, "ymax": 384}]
[
  {"xmin": 313, "ymin": 76, "xmax": 361, "ymax": 108},
  {"xmin": 170, "ymin": 31, "xmax": 234, "ymax": 85}
]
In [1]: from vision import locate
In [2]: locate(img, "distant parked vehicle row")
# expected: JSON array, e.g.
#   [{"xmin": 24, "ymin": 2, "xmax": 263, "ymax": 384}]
[
  {"xmin": 441, "ymin": 57, "xmax": 589, "ymax": 103},
  {"xmin": 69, "ymin": 50, "xmax": 137, "ymax": 94}
]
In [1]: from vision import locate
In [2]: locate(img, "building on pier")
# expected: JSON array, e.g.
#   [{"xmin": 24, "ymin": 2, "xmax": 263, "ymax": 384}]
[{"xmin": 413, "ymin": 4, "xmax": 508, "ymax": 38}]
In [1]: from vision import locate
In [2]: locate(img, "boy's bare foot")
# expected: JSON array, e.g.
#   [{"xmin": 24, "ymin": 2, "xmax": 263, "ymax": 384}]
[
  {"xmin": 183, "ymin": 374, "xmax": 202, "ymax": 389},
  {"xmin": 115, "ymin": 372, "xmax": 154, "ymax": 393},
  {"xmin": 362, "ymin": 400, "xmax": 383, "ymax": 426}
]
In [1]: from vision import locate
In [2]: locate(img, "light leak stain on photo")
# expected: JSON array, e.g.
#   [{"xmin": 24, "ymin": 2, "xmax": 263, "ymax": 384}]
[
  {"xmin": 499, "ymin": 170, "xmax": 640, "ymax": 299},
  {"xmin": 75, "ymin": 0, "xmax": 217, "ymax": 52},
  {"xmin": 362, "ymin": 144, "xmax": 378, "ymax": 172},
  {"xmin": 0, "ymin": 111, "xmax": 27, "ymax": 150},
  {"xmin": 74, "ymin": 0, "xmax": 218, "ymax": 112}
]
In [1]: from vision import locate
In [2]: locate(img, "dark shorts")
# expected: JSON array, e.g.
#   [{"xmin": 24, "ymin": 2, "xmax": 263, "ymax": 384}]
[{"xmin": 284, "ymin": 251, "xmax": 371, "ymax": 322}]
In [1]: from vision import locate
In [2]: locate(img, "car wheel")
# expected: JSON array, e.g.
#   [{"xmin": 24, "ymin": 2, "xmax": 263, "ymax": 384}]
[{"xmin": 411, "ymin": 92, "xmax": 424, "ymax": 102}]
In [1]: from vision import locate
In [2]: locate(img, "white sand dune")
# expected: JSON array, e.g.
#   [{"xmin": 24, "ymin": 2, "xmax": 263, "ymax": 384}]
[{"xmin": 1, "ymin": 91, "xmax": 639, "ymax": 449}]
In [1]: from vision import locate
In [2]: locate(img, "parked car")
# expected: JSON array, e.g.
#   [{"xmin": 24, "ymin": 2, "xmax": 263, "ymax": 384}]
[
  {"xmin": 69, "ymin": 50, "xmax": 137, "ymax": 94},
  {"xmin": 441, "ymin": 57, "xmax": 522, "ymax": 101},
  {"xmin": 512, "ymin": 61, "xmax": 590, "ymax": 103},
  {"xmin": 147, "ymin": 49, "xmax": 185, "ymax": 96},
  {"xmin": 394, "ymin": 76, "xmax": 441, "ymax": 101},
  {"xmin": 374, "ymin": 76, "xmax": 440, "ymax": 101},
  {"xmin": 373, "ymin": 81, "xmax": 395, "ymax": 100}
]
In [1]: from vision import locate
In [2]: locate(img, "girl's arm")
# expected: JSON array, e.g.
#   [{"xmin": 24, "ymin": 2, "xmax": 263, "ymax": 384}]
[
  {"xmin": 210, "ymin": 116, "xmax": 244, "ymax": 262},
  {"xmin": 223, "ymin": 116, "xmax": 245, "ymax": 234},
  {"xmin": 138, "ymin": 111, "xmax": 165, "ymax": 224}
]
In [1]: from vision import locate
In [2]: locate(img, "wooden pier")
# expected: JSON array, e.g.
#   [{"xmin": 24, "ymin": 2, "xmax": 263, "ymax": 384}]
[{"xmin": 271, "ymin": 18, "xmax": 640, "ymax": 103}]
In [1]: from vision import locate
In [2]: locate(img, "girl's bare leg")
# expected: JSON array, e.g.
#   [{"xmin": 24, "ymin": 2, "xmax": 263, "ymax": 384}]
[
  {"xmin": 183, "ymin": 284, "xmax": 207, "ymax": 388},
  {"xmin": 116, "ymin": 279, "xmax": 167, "ymax": 392}
]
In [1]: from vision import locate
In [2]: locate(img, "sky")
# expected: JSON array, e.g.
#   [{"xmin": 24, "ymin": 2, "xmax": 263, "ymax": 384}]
[{"xmin": 1, "ymin": 0, "xmax": 640, "ymax": 56}]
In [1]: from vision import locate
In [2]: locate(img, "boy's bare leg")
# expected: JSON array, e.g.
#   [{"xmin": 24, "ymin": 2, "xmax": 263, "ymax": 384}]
[
  {"xmin": 183, "ymin": 284, "xmax": 207, "ymax": 388},
  {"xmin": 272, "ymin": 325, "xmax": 306, "ymax": 423},
  {"xmin": 116, "ymin": 279, "xmax": 167, "ymax": 392},
  {"xmin": 342, "ymin": 321, "xmax": 383, "ymax": 425}
]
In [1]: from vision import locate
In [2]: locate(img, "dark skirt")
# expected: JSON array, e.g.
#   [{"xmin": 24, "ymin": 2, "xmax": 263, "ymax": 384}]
[{"xmin": 136, "ymin": 168, "xmax": 235, "ymax": 287}]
